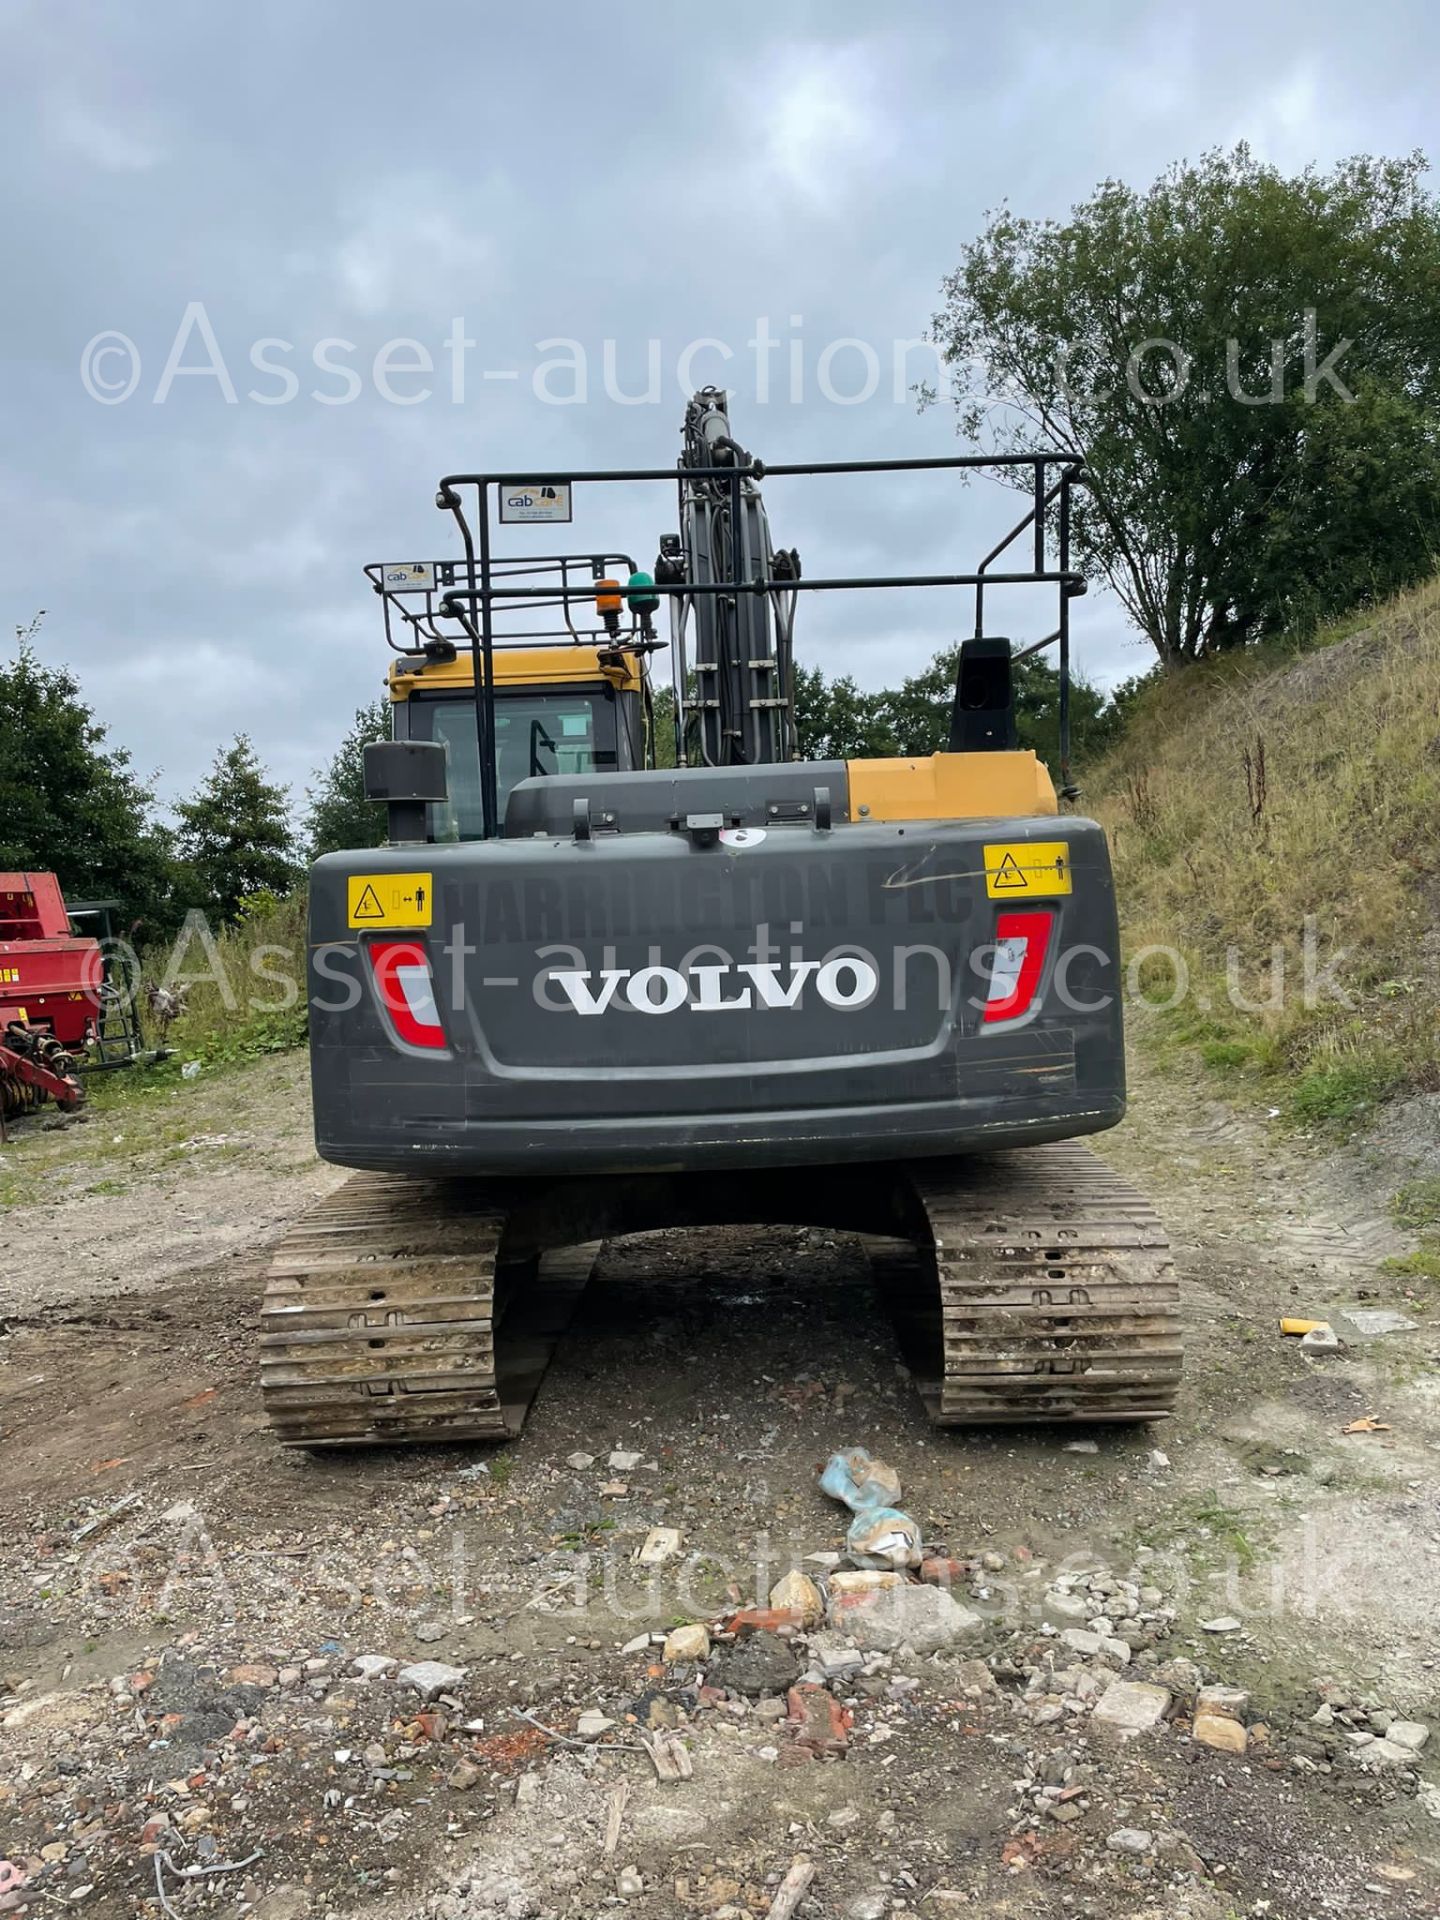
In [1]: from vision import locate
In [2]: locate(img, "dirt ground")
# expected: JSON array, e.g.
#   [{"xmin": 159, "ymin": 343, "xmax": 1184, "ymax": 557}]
[{"xmin": 2, "ymin": 1047, "xmax": 1439, "ymax": 1919}]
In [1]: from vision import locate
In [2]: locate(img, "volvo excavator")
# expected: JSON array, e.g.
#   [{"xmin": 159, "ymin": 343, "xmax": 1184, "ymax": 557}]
[{"xmin": 261, "ymin": 392, "xmax": 1179, "ymax": 1447}]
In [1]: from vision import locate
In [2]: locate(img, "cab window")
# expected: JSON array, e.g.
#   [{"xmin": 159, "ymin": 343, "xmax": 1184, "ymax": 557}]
[{"xmin": 418, "ymin": 689, "xmax": 618, "ymax": 841}]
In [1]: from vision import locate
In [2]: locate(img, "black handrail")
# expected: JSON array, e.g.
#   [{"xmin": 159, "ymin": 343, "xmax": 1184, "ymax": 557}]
[{"xmin": 425, "ymin": 451, "xmax": 1086, "ymax": 836}]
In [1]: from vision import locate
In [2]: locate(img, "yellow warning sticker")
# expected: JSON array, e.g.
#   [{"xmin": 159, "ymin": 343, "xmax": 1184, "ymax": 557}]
[
  {"xmin": 983, "ymin": 841, "xmax": 1071, "ymax": 899},
  {"xmin": 347, "ymin": 871, "xmax": 433, "ymax": 929}
]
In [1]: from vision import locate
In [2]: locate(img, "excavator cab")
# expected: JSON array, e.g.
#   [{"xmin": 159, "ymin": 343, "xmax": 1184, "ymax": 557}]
[
  {"xmin": 370, "ymin": 555, "xmax": 659, "ymax": 839},
  {"xmin": 387, "ymin": 644, "xmax": 649, "ymax": 841}
]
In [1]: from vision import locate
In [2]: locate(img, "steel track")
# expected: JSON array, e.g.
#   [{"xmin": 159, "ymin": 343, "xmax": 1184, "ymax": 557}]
[
  {"xmin": 260, "ymin": 1174, "xmax": 596, "ymax": 1448},
  {"xmin": 877, "ymin": 1141, "xmax": 1181, "ymax": 1424},
  {"xmin": 262, "ymin": 1142, "xmax": 1179, "ymax": 1447}
]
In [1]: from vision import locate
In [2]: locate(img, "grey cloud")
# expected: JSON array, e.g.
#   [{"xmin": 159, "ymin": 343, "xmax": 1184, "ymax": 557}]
[{"xmin": 2, "ymin": 0, "xmax": 1434, "ymax": 807}]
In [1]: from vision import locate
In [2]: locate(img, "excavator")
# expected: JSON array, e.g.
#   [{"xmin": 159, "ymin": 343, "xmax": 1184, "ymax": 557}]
[{"xmin": 261, "ymin": 392, "xmax": 1179, "ymax": 1447}]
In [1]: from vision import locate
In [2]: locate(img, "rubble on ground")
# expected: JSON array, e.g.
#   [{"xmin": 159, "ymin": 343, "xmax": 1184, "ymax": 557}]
[{"xmin": 3, "ymin": 1471, "xmax": 1435, "ymax": 1917}]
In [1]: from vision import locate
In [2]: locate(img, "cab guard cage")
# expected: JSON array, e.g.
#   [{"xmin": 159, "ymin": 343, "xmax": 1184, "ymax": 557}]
[{"xmin": 377, "ymin": 452, "xmax": 1087, "ymax": 839}]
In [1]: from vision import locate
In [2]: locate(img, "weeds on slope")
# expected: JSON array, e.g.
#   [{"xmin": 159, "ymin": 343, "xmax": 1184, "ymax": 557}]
[
  {"xmin": 156, "ymin": 890, "xmax": 309, "ymax": 1067},
  {"xmin": 1088, "ymin": 578, "xmax": 1440, "ymax": 1136},
  {"xmin": 1383, "ymin": 1179, "xmax": 1440, "ymax": 1281},
  {"xmin": 87, "ymin": 891, "xmax": 308, "ymax": 1115}
]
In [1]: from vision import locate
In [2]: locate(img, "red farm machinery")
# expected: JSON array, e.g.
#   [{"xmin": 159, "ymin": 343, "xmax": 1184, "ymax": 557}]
[{"xmin": 0, "ymin": 872, "xmax": 107, "ymax": 1122}]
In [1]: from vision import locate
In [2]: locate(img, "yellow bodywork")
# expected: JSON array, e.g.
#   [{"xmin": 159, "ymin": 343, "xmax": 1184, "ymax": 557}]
[
  {"xmin": 847, "ymin": 750, "xmax": 1057, "ymax": 822},
  {"xmin": 390, "ymin": 651, "xmax": 1054, "ymax": 828},
  {"xmin": 389, "ymin": 646, "xmax": 642, "ymax": 701}
]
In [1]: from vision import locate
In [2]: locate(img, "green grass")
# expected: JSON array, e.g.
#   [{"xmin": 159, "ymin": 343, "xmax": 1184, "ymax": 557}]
[
  {"xmin": 1133, "ymin": 1493, "xmax": 1263, "ymax": 1573},
  {"xmin": 1089, "ymin": 575, "xmax": 1440, "ymax": 1131},
  {"xmin": 1200, "ymin": 1039, "xmax": 1258, "ymax": 1071},
  {"xmin": 1390, "ymin": 1178, "xmax": 1440, "ymax": 1230},
  {"xmin": 1381, "ymin": 1243, "xmax": 1440, "ymax": 1282},
  {"xmin": 1378, "ymin": 1209, "xmax": 1440, "ymax": 1292},
  {"xmin": 1286, "ymin": 1052, "xmax": 1407, "ymax": 1134},
  {"xmin": 1145, "ymin": 986, "xmax": 1405, "ymax": 1139},
  {"xmin": 143, "ymin": 892, "xmax": 308, "ymax": 1070}
]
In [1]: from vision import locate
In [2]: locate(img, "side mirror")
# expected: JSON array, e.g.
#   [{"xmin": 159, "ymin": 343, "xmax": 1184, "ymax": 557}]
[{"xmin": 364, "ymin": 741, "xmax": 448, "ymax": 844}]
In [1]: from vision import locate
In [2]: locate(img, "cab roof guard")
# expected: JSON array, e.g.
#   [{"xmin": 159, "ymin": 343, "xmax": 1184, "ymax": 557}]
[
  {"xmin": 423, "ymin": 446, "xmax": 1086, "ymax": 839},
  {"xmin": 364, "ymin": 550, "xmax": 644, "ymax": 656}
]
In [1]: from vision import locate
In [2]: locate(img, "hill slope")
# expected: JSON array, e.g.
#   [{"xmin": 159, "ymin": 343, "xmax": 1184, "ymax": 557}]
[{"xmin": 1087, "ymin": 577, "xmax": 1440, "ymax": 1136}]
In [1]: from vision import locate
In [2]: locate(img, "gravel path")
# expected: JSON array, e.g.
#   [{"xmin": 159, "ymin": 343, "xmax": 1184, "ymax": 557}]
[{"xmin": 1, "ymin": 1047, "xmax": 1438, "ymax": 1917}]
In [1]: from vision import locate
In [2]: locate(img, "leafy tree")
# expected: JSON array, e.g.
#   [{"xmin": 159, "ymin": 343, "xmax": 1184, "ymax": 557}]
[
  {"xmin": 931, "ymin": 147, "xmax": 1440, "ymax": 664},
  {"xmin": 0, "ymin": 619, "xmax": 178, "ymax": 930},
  {"xmin": 650, "ymin": 685, "xmax": 679, "ymax": 769},
  {"xmin": 175, "ymin": 735, "xmax": 300, "ymax": 922},
  {"xmin": 305, "ymin": 700, "xmax": 391, "ymax": 858},
  {"xmin": 793, "ymin": 645, "xmax": 1123, "ymax": 777},
  {"xmin": 793, "ymin": 664, "xmax": 898, "ymax": 760},
  {"xmin": 875, "ymin": 647, "xmax": 1122, "ymax": 768}
]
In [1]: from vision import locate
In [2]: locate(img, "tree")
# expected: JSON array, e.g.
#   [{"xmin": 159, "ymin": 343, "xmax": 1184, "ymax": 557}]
[
  {"xmin": 793, "ymin": 664, "xmax": 899, "ymax": 760},
  {"xmin": 875, "ymin": 646, "xmax": 1123, "ymax": 768},
  {"xmin": 931, "ymin": 148, "xmax": 1440, "ymax": 664},
  {"xmin": 305, "ymin": 700, "xmax": 391, "ymax": 858},
  {"xmin": 793, "ymin": 646, "xmax": 1123, "ymax": 776},
  {"xmin": 649, "ymin": 685, "xmax": 679, "ymax": 769},
  {"xmin": 175, "ymin": 735, "xmax": 300, "ymax": 922},
  {"xmin": 0, "ymin": 618, "xmax": 178, "ymax": 930}
]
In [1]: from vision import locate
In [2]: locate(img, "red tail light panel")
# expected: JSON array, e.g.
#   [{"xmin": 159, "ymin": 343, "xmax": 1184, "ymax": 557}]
[
  {"xmin": 982, "ymin": 911, "xmax": 1054, "ymax": 1025},
  {"xmin": 369, "ymin": 940, "xmax": 447, "ymax": 1050}
]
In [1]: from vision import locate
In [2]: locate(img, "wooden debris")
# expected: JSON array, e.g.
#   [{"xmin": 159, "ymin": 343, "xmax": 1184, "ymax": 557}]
[
  {"xmin": 603, "ymin": 1780, "xmax": 629, "ymax": 1856},
  {"xmin": 641, "ymin": 1728, "xmax": 693, "ymax": 1781},
  {"xmin": 766, "ymin": 1856, "xmax": 815, "ymax": 1919},
  {"xmin": 72, "ymin": 1492, "xmax": 143, "ymax": 1542}
]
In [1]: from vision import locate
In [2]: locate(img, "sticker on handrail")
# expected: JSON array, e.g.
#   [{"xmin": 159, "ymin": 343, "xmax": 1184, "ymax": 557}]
[
  {"xmin": 380, "ymin": 562, "xmax": 435, "ymax": 590},
  {"xmin": 499, "ymin": 483, "xmax": 572, "ymax": 524}
]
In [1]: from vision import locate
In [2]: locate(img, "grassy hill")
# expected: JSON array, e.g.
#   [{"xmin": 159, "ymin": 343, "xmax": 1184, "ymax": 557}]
[{"xmin": 1086, "ymin": 576, "xmax": 1440, "ymax": 1138}]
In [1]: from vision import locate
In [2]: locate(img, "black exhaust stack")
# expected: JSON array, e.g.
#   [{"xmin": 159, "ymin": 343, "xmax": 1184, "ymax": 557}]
[
  {"xmin": 365, "ymin": 740, "xmax": 448, "ymax": 845},
  {"xmin": 949, "ymin": 638, "xmax": 1017, "ymax": 752}
]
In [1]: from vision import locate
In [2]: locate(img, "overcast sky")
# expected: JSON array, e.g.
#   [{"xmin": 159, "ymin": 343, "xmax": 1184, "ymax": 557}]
[{"xmin": 3, "ymin": 0, "xmax": 1436, "ymax": 815}]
